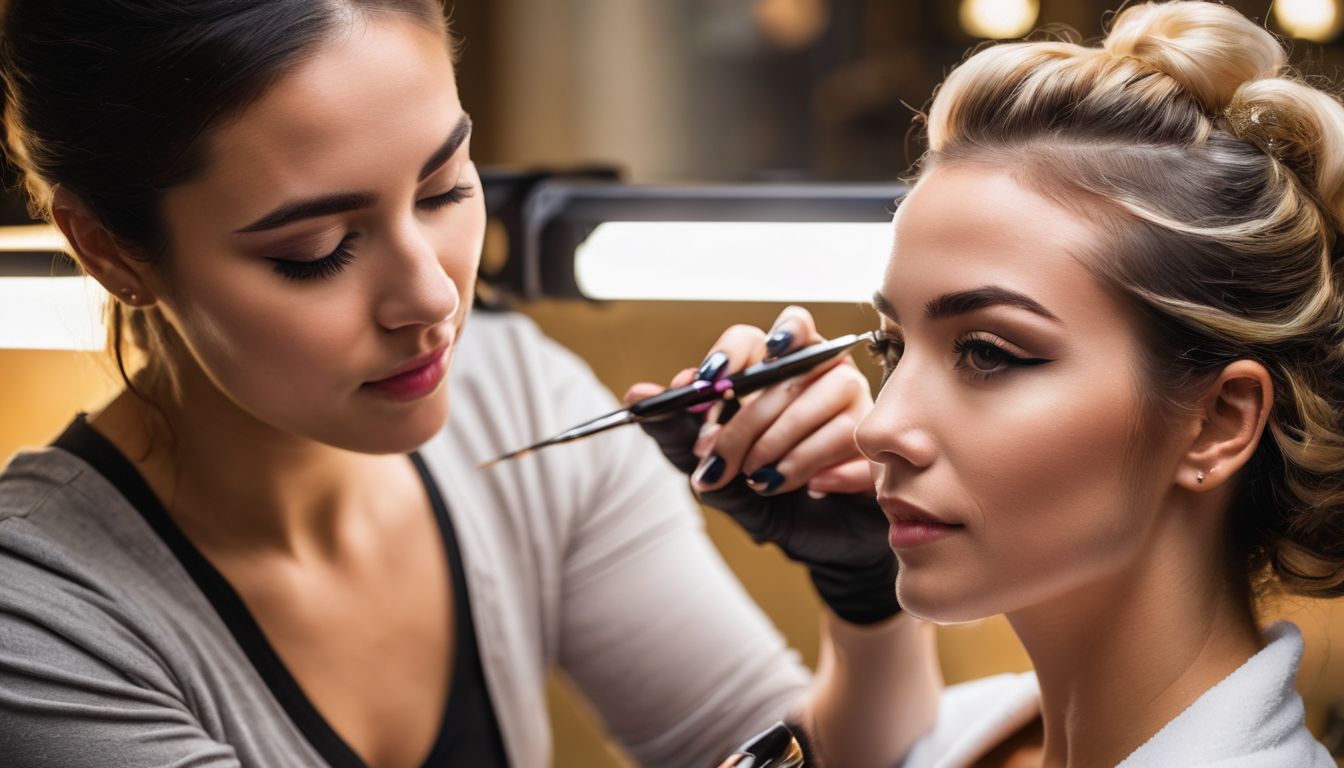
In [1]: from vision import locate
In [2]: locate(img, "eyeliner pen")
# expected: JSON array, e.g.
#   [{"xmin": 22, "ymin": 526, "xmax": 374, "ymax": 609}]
[{"xmin": 480, "ymin": 330, "xmax": 877, "ymax": 468}]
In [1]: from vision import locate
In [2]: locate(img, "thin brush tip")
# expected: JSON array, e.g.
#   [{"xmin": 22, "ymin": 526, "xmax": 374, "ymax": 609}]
[{"xmin": 478, "ymin": 448, "xmax": 531, "ymax": 469}]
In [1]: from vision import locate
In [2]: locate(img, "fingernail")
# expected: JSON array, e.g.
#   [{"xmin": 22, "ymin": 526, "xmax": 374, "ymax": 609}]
[
  {"xmin": 694, "ymin": 423, "xmax": 720, "ymax": 458},
  {"xmin": 696, "ymin": 351, "xmax": 730, "ymax": 382},
  {"xmin": 807, "ymin": 488, "xmax": 828, "ymax": 500},
  {"xmin": 764, "ymin": 330, "xmax": 794, "ymax": 358},
  {"xmin": 716, "ymin": 398, "xmax": 741, "ymax": 425},
  {"xmin": 746, "ymin": 465, "xmax": 786, "ymax": 494},
  {"xmin": 693, "ymin": 454, "xmax": 727, "ymax": 486}
]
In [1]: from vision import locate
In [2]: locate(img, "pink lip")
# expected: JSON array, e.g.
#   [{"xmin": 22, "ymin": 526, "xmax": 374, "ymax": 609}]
[
  {"xmin": 878, "ymin": 496, "xmax": 963, "ymax": 549},
  {"xmin": 363, "ymin": 343, "xmax": 452, "ymax": 402}
]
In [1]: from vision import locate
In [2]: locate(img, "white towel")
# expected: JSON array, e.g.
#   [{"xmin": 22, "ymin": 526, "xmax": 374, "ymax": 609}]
[
  {"xmin": 901, "ymin": 622, "xmax": 1334, "ymax": 767},
  {"xmin": 1120, "ymin": 622, "xmax": 1333, "ymax": 767}
]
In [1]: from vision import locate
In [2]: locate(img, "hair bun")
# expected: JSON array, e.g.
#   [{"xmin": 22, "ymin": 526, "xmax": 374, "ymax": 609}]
[{"xmin": 1103, "ymin": 1, "xmax": 1284, "ymax": 114}]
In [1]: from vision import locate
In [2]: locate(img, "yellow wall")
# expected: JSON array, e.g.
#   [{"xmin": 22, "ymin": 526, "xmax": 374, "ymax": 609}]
[{"xmin": 0, "ymin": 349, "xmax": 120, "ymax": 458}]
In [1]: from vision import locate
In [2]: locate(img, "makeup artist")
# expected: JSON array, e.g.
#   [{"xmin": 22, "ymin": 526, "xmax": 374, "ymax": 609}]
[{"xmin": 0, "ymin": 2, "xmax": 933, "ymax": 767}]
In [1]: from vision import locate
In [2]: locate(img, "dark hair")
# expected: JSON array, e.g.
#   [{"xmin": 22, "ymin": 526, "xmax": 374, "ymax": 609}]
[{"xmin": 0, "ymin": 0, "xmax": 450, "ymax": 392}]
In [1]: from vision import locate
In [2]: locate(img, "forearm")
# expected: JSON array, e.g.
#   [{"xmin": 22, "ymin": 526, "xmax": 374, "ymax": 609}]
[{"xmin": 798, "ymin": 611, "xmax": 941, "ymax": 768}]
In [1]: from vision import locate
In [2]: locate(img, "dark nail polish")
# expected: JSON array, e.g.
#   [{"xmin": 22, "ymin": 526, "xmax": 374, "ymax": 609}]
[
  {"xmin": 715, "ymin": 398, "xmax": 741, "ymax": 424},
  {"xmin": 747, "ymin": 465, "xmax": 786, "ymax": 494},
  {"xmin": 764, "ymin": 330, "xmax": 794, "ymax": 358},
  {"xmin": 696, "ymin": 351, "xmax": 730, "ymax": 381},
  {"xmin": 695, "ymin": 454, "xmax": 727, "ymax": 485}
]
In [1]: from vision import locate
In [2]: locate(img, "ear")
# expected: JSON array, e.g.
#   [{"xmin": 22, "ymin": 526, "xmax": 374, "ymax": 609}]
[
  {"xmin": 50, "ymin": 186, "xmax": 157, "ymax": 307},
  {"xmin": 1176, "ymin": 360, "xmax": 1273, "ymax": 492}
]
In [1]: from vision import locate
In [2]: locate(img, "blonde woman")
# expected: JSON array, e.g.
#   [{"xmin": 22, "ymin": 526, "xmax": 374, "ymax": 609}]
[{"xmin": 839, "ymin": 0, "xmax": 1344, "ymax": 764}]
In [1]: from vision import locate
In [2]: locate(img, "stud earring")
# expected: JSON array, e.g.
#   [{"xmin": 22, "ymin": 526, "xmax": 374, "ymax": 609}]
[
  {"xmin": 1196, "ymin": 471, "xmax": 1207, "ymax": 484},
  {"xmin": 119, "ymin": 287, "xmax": 138, "ymax": 304}
]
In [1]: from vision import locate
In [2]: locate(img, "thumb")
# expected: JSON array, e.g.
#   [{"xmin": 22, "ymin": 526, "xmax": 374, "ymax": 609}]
[{"xmin": 624, "ymin": 381, "xmax": 665, "ymax": 406}]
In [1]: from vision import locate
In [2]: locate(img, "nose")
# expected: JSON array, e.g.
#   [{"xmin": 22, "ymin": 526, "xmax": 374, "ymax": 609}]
[
  {"xmin": 374, "ymin": 216, "xmax": 461, "ymax": 331},
  {"xmin": 855, "ymin": 359, "xmax": 938, "ymax": 471}
]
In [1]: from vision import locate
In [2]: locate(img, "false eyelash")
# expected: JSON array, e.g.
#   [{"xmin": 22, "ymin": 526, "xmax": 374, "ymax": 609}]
[
  {"xmin": 269, "ymin": 234, "xmax": 358, "ymax": 282},
  {"xmin": 951, "ymin": 333, "xmax": 1050, "ymax": 381},
  {"xmin": 866, "ymin": 330, "xmax": 905, "ymax": 382},
  {"xmin": 417, "ymin": 183, "xmax": 476, "ymax": 211}
]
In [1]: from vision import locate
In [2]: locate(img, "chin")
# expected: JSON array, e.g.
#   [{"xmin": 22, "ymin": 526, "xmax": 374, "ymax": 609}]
[
  {"xmin": 895, "ymin": 569, "xmax": 1000, "ymax": 625},
  {"xmin": 328, "ymin": 388, "xmax": 453, "ymax": 455}
]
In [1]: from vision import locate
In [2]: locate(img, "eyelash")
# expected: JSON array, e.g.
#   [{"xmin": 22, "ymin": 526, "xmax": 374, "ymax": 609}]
[
  {"xmin": 418, "ymin": 183, "xmax": 476, "ymax": 211},
  {"xmin": 267, "ymin": 183, "xmax": 476, "ymax": 282},
  {"xmin": 866, "ymin": 331, "xmax": 905, "ymax": 385},
  {"xmin": 866, "ymin": 329, "xmax": 1049, "ymax": 384},
  {"xmin": 951, "ymin": 332, "xmax": 1049, "ymax": 382}
]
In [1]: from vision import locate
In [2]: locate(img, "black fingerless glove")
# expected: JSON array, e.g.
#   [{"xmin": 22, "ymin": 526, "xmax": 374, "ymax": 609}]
[{"xmin": 640, "ymin": 410, "xmax": 900, "ymax": 625}]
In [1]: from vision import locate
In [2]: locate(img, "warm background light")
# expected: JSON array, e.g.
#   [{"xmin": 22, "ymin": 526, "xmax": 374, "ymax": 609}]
[
  {"xmin": 960, "ymin": 0, "xmax": 1040, "ymax": 39},
  {"xmin": 1275, "ymin": 0, "xmax": 1343, "ymax": 42},
  {"xmin": 0, "ymin": 224, "xmax": 68, "ymax": 253}
]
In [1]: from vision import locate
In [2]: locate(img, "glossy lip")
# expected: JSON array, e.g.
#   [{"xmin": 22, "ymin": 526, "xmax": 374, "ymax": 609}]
[
  {"xmin": 878, "ymin": 496, "xmax": 964, "ymax": 549},
  {"xmin": 376, "ymin": 340, "xmax": 453, "ymax": 381},
  {"xmin": 362, "ymin": 340, "xmax": 453, "ymax": 402}
]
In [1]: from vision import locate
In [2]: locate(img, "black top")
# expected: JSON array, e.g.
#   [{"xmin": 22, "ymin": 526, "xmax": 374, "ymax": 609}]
[{"xmin": 53, "ymin": 415, "xmax": 510, "ymax": 768}]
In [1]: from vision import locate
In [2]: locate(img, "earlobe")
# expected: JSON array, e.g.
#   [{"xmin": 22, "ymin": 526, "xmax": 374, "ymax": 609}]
[
  {"xmin": 1177, "ymin": 360, "xmax": 1273, "ymax": 492},
  {"xmin": 50, "ymin": 186, "xmax": 156, "ymax": 306}
]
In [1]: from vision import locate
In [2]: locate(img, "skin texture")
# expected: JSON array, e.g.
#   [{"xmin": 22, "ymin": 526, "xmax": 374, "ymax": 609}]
[
  {"xmin": 57, "ymin": 16, "xmax": 481, "ymax": 768},
  {"xmin": 856, "ymin": 165, "xmax": 1271, "ymax": 766}
]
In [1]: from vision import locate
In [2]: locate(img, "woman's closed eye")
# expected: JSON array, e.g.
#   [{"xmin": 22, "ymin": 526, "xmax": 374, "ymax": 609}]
[
  {"xmin": 417, "ymin": 183, "xmax": 475, "ymax": 212},
  {"xmin": 952, "ymin": 332, "xmax": 1050, "ymax": 381},
  {"xmin": 267, "ymin": 184, "xmax": 477, "ymax": 282},
  {"xmin": 269, "ymin": 233, "xmax": 358, "ymax": 281}
]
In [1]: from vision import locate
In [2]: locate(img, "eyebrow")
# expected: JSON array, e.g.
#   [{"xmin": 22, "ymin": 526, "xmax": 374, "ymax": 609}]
[
  {"xmin": 871, "ymin": 286, "xmax": 1060, "ymax": 323},
  {"xmin": 234, "ymin": 113, "xmax": 474, "ymax": 234},
  {"xmin": 418, "ymin": 113, "xmax": 473, "ymax": 181}
]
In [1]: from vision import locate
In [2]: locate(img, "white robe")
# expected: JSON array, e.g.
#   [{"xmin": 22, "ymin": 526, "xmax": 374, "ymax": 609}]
[{"xmin": 902, "ymin": 622, "xmax": 1334, "ymax": 767}]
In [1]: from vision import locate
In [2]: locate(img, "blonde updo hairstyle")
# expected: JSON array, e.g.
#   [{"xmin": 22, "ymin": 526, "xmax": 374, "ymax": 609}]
[{"xmin": 921, "ymin": 1, "xmax": 1344, "ymax": 598}]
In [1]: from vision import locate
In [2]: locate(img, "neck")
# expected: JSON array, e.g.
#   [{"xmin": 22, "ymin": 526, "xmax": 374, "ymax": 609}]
[
  {"xmin": 1007, "ymin": 505, "xmax": 1262, "ymax": 768},
  {"xmin": 91, "ymin": 362, "xmax": 396, "ymax": 560}
]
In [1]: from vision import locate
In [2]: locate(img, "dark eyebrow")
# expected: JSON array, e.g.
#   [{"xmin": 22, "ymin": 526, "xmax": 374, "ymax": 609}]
[
  {"xmin": 234, "ymin": 113, "xmax": 473, "ymax": 234},
  {"xmin": 925, "ymin": 286, "xmax": 1060, "ymax": 322},
  {"xmin": 235, "ymin": 192, "xmax": 379, "ymax": 233},
  {"xmin": 419, "ymin": 112, "xmax": 473, "ymax": 181},
  {"xmin": 871, "ymin": 291, "xmax": 899, "ymax": 322}
]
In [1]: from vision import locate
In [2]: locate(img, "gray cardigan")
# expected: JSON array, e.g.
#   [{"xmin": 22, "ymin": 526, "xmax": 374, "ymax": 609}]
[{"xmin": 0, "ymin": 312, "xmax": 810, "ymax": 767}]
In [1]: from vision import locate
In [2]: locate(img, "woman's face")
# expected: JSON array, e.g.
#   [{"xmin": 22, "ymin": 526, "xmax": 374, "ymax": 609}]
[
  {"xmin": 151, "ymin": 15, "xmax": 483, "ymax": 454},
  {"xmin": 855, "ymin": 166, "xmax": 1181, "ymax": 623}
]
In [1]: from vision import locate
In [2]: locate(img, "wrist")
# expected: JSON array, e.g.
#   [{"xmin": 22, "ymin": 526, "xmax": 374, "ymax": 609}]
[{"xmin": 807, "ymin": 551, "xmax": 901, "ymax": 625}]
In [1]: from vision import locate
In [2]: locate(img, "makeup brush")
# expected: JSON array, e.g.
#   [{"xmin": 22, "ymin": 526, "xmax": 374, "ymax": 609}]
[{"xmin": 480, "ymin": 331, "xmax": 876, "ymax": 468}]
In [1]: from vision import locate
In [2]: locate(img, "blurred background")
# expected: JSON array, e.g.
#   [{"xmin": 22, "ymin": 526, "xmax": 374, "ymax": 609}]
[{"xmin": 7, "ymin": 0, "xmax": 1344, "ymax": 765}]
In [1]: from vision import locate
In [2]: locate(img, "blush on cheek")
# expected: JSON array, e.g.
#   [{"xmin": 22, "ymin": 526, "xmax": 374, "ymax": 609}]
[{"xmin": 941, "ymin": 371, "xmax": 1149, "ymax": 616}]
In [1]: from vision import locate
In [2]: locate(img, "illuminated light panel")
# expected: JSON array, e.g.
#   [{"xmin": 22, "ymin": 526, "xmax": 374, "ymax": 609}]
[
  {"xmin": 1274, "ymin": 0, "xmax": 1341, "ymax": 42},
  {"xmin": 0, "ymin": 224, "xmax": 69, "ymax": 253},
  {"xmin": 959, "ymin": 0, "xmax": 1039, "ymax": 39},
  {"xmin": 0, "ymin": 277, "xmax": 106, "ymax": 351},
  {"xmin": 574, "ymin": 221, "xmax": 892, "ymax": 302}
]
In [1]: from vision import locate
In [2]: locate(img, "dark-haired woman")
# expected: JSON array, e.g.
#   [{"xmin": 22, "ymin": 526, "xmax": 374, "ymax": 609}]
[{"xmin": 0, "ymin": 2, "xmax": 935, "ymax": 767}]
